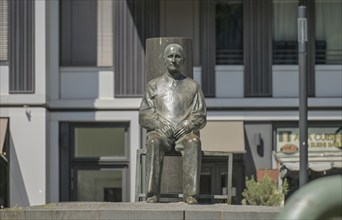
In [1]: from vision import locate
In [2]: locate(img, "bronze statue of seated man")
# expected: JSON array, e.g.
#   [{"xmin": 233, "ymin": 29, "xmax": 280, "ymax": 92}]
[{"xmin": 139, "ymin": 43, "xmax": 207, "ymax": 204}]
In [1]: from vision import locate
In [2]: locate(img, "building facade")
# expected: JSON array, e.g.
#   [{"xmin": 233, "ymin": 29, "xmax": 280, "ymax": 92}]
[{"xmin": 0, "ymin": 0, "xmax": 341, "ymax": 207}]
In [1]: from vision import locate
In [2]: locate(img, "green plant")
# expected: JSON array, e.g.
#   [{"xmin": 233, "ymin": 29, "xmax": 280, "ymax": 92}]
[{"xmin": 241, "ymin": 175, "xmax": 288, "ymax": 206}]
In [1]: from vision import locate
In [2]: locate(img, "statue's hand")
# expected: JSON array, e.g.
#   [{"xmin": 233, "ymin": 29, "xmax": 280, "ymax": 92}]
[
  {"xmin": 158, "ymin": 124, "xmax": 174, "ymax": 138},
  {"xmin": 174, "ymin": 120, "xmax": 193, "ymax": 140},
  {"xmin": 156, "ymin": 119, "xmax": 174, "ymax": 138}
]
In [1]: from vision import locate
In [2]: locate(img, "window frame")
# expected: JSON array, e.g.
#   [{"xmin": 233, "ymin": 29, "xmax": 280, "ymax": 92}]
[
  {"xmin": 69, "ymin": 122, "xmax": 130, "ymax": 162},
  {"xmin": 72, "ymin": 165, "xmax": 129, "ymax": 202},
  {"xmin": 59, "ymin": 0, "xmax": 113, "ymax": 67},
  {"xmin": 215, "ymin": 0, "xmax": 244, "ymax": 65},
  {"xmin": 60, "ymin": 122, "xmax": 130, "ymax": 202}
]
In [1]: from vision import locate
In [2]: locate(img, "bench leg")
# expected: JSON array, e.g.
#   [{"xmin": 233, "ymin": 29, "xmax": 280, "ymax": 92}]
[{"xmin": 227, "ymin": 153, "xmax": 233, "ymax": 204}]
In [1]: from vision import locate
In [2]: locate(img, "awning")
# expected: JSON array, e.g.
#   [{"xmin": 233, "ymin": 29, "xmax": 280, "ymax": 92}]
[
  {"xmin": 281, "ymin": 162, "xmax": 342, "ymax": 172},
  {"xmin": 0, "ymin": 118, "xmax": 8, "ymax": 163},
  {"xmin": 200, "ymin": 121, "xmax": 245, "ymax": 153},
  {"xmin": 274, "ymin": 151, "xmax": 342, "ymax": 172}
]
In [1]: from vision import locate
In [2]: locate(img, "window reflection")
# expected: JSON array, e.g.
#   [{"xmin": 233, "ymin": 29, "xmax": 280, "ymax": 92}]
[{"xmin": 216, "ymin": 0, "xmax": 243, "ymax": 65}]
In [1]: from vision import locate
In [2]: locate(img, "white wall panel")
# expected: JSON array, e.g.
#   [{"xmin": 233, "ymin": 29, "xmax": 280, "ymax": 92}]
[
  {"xmin": 0, "ymin": 107, "xmax": 47, "ymax": 207},
  {"xmin": 272, "ymin": 65, "xmax": 299, "ymax": 97},
  {"xmin": 215, "ymin": 66, "xmax": 244, "ymax": 98},
  {"xmin": 0, "ymin": 66, "xmax": 9, "ymax": 94},
  {"xmin": 315, "ymin": 65, "xmax": 342, "ymax": 97},
  {"xmin": 60, "ymin": 68, "xmax": 114, "ymax": 99}
]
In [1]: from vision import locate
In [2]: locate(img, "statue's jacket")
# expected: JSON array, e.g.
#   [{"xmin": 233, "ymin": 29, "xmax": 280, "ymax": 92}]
[{"xmin": 139, "ymin": 72, "xmax": 207, "ymax": 138}]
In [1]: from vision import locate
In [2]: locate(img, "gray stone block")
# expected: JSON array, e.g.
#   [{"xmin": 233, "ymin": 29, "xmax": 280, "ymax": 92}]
[
  {"xmin": 161, "ymin": 156, "xmax": 183, "ymax": 194},
  {"xmin": 99, "ymin": 210, "xmax": 183, "ymax": 220},
  {"xmin": 0, "ymin": 209, "xmax": 26, "ymax": 220},
  {"xmin": 185, "ymin": 210, "xmax": 221, "ymax": 220},
  {"xmin": 257, "ymin": 211, "xmax": 279, "ymax": 220},
  {"xmin": 26, "ymin": 210, "xmax": 51, "ymax": 220},
  {"xmin": 0, "ymin": 202, "xmax": 282, "ymax": 220},
  {"xmin": 51, "ymin": 210, "xmax": 98, "ymax": 220},
  {"xmin": 222, "ymin": 211, "xmax": 259, "ymax": 220}
]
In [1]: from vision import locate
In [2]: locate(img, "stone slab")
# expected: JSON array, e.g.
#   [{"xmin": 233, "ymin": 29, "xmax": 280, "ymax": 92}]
[{"xmin": 0, "ymin": 202, "xmax": 282, "ymax": 220}]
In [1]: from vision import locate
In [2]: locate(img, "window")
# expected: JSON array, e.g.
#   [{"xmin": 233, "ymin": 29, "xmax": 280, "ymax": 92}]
[
  {"xmin": 75, "ymin": 168, "xmax": 126, "ymax": 202},
  {"xmin": 60, "ymin": 122, "xmax": 129, "ymax": 202},
  {"xmin": 273, "ymin": 0, "xmax": 342, "ymax": 65},
  {"xmin": 315, "ymin": 0, "xmax": 342, "ymax": 64},
  {"xmin": 199, "ymin": 157, "xmax": 244, "ymax": 204},
  {"xmin": 60, "ymin": 0, "xmax": 113, "ymax": 66},
  {"xmin": 272, "ymin": 0, "xmax": 299, "ymax": 64},
  {"xmin": 73, "ymin": 126, "xmax": 127, "ymax": 158},
  {"xmin": 201, "ymin": 0, "xmax": 273, "ymax": 97},
  {"xmin": 0, "ymin": 0, "xmax": 8, "ymax": 64},
  {"xmin": 216, "ymin": 0, "xmax": 243, "ymax": 65}
]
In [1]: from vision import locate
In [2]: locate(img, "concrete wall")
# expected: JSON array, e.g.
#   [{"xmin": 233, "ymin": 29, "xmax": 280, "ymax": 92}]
[
  {"xmin": 0, "ymin": 1, "xmax": 48, "ymax": 207},
  {"xmin": 315, "ymin": 65, "xmax": 342, "ymax": 97},
  {"xmin": 244, "ymin": 122, "xmax": 273, "ymax": 178},
  {"xmin": 272, "ymin": 65, "xmax": 299, "ymax": 97},
  {"xmin": 215, "ymin": 66, "xmax": 244, "ymax": 98},
  {"xmin": 273, "ymin": 65, "xmax": 342, "ymax": 97},
  {"xmin": 0, "ymin": 107, "xmax": 47, "ymax": 207},
  {"xmin": 60, "ymin": 68, "xmax": 114, "ymax": 99}
]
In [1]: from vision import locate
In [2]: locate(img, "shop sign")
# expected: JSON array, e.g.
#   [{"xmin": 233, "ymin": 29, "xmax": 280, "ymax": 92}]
[{"xmin": 276, "ymin": 127, "xmax": 342, "ymax": 153}]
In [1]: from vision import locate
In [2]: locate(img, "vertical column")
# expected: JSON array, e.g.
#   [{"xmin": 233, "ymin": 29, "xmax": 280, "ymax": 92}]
[
  {"xmin": 9, "ymin": 0, "xmax": 35, "ymax": 93},
  {"xmin": 298, "ymin": 6, "xmax": 308, "ymax": 187},
  {"xmin": 114, "ymin": 0, "xmax": 160, "ymax": 97},
  {"xmin": 244, "ymin": 0, "xmax": 272, "ymax": 97},
  {"xmin": 200, "ymin": 0, "xmax": 216, "ymax": 97}
]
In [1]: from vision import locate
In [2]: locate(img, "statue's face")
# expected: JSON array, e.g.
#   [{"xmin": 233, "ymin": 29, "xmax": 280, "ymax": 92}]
[{"xmin": 164, "ymin": 45, "xmax": 184, "ymax": 74}]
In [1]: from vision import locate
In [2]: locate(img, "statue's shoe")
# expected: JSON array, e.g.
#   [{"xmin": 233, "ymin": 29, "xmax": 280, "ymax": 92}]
[
  {"xmin": 146, "ymin": 195, "xmax": 158, "ymax": 203},
  {"xmin": 185, "ymin": 196, "xmax": 198, "ymax": 205}
]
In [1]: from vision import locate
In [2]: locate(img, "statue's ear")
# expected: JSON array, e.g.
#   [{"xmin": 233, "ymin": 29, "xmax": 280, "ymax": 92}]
[{"xmin": 181, "ymin": 57, "xmax": 185, "ymax": 65}]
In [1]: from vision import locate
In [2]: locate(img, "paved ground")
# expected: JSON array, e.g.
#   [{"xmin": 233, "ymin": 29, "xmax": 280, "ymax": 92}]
[{"xmin": 0, "ymin": 202, "xmax": 282, "ymax": 220}]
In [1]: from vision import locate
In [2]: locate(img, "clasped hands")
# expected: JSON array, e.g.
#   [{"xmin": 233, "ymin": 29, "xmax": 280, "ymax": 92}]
[{"xmin": 156, "ymin": 118, "xmax": 193, "ymax": 140}]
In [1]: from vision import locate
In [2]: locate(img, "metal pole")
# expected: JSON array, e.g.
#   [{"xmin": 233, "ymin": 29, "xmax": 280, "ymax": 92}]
[{"xmin": 298, "ymin": 6, "xmax": 308, "ymax": 187}]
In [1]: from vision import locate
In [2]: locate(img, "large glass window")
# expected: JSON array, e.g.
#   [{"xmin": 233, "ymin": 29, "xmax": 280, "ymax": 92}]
[
  {"xmin": 0, "ymin": 0, "xmax": 8, "ymax": 64},
  {"xmin": 75, "ymin": 168, "xmax": 126, "ymax": 202},
  {"xmin": 315, "ymin": 0, "xmax": 342, "ymax": 64},
  {"xmin": 272, "ymin": 0, "xmax": 299, "ymax": 65},
  {"xmin": 273, "ymin": 0, "xmax": 342, "ymax": 65},
  {"xmin": 74, "ymin": 127, "xmax": 126, "ymax": 158},
  {"xmin": 60, "ymin": 122, "xmax": 129, "ymax": 202},
  {"xmin": 216, "ymin": 0, "xmax": 243, "ymax": 65},
  {"xmin": 60, "ymin": 0, "xmax": 113, "ymax": 66}
]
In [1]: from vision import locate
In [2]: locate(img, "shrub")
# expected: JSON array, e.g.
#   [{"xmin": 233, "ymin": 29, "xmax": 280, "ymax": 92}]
[{"xmin": 241, "ymin": 175, "xmax": 288, "ymax": 206}]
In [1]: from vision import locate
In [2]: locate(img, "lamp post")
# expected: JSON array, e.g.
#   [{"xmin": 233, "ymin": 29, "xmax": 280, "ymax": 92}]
[{"xmin": 298, "ymin": 6, "xmax": 308, "ymax": 187}]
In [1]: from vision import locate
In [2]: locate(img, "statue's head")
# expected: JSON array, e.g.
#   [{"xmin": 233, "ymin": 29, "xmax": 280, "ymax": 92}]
[{"xmin": 163, "ymin": 44, "xmax": 185, "ymax": 75}]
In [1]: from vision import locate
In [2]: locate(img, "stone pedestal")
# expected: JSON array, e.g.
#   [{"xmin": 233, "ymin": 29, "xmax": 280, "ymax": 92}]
[
  {"xmin": 160, "ymin": 155, "xmax": 183, "ymax": 196},
  {"xmin": 0, "ymin": 202, "xmax": 282, "ymax": 220},
  {"xmin": 145, "ymin": 37, "xmax": 193, "ymax": 83}
]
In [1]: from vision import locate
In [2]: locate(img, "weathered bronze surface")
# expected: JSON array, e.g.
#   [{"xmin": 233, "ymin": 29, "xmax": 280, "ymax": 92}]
[{"xmin": 139, "ymin": 43, "xmax": 207, "ymax": 204}]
